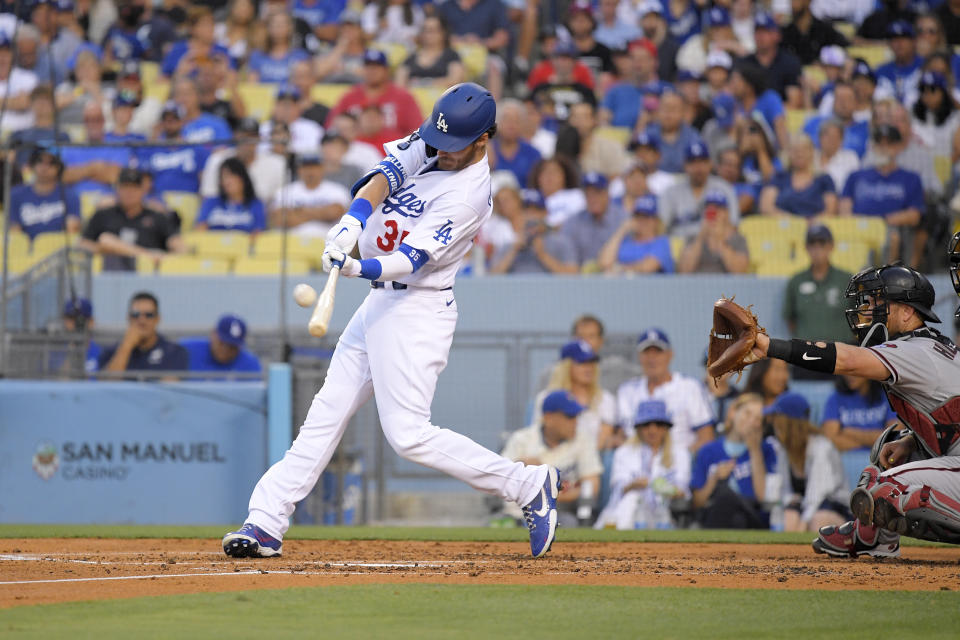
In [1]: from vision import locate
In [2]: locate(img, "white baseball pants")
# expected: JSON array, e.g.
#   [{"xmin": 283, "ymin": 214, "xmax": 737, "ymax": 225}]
[{"xmin": 247, "ymin": 286, "xmax": 548, "ymax": 538}]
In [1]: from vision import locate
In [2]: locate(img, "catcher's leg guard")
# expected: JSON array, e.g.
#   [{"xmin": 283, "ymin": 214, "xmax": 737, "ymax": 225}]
[{"xmin": 856, "ymin": 480, "xmax": 960, "ymax": 544}]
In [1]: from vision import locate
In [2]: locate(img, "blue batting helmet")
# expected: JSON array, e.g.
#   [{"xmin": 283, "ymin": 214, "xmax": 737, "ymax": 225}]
[{"xmin": 418, "ymin": 83, "xmax": 496, "ymax": 152}]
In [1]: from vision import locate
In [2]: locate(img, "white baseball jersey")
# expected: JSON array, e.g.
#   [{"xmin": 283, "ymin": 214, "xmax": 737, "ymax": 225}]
[
  {"xmin": 357, "ymin": 155, "xmax": 493, "ymax": 290},
  {"xmin": 244, "ymin": 134, "xmax": 548, "ymax": 539},
  {"xmin": 616, "ymin": 373, "xmax": 716, "ymax": 451}
]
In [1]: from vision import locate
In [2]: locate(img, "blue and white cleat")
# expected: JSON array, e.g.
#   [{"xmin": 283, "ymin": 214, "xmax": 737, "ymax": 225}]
[
  {"xmin": 522, "ymin": 467, "xmax": 560, "ymax": 558},
  {"xmin": 222, "ymin": 523, "xmax": 283, "ymax": 558}
]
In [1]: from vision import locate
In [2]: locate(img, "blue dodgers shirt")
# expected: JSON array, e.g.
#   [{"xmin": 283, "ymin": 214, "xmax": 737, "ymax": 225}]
[
  {"xmin": 875, "ymin": 57, "xmax": 923, "ymax": 104},
  {"xmin": 822, "ymin": 390, "xmax": 896, "ymax": 442},
  {"xmin": 8, "ymin": 184, "xmax": 80, "ymax": 238},
  {"xmin": 690, "ymin": 438, "xmax": 778, "ymax": 499},
  {"xmin": 665, "ymin": 2, "xmax": 700, "ymax": 44},
  {"xmin": 180, "ymin": 338, "xmax": 262, "ymax": 373},
  {"xmin": 136, "ymin": 143, "xmax": 210, "ymax": 195},
  {"xmin": 492, "ymin": 139, "xmax": 541, "ymax": 188},
  {"xmin": 616, "ymin": 234, "xmax": 674, "ymax": 273},
  {"xmin": 802, "ymin": 115, "xmax": 869, "ymax": 158},
  {"xmin": 61, "ymin": 144, "xmax": 132, "ymax": 196},
  {"xmin": 841, "ymin": 167, "xmax": 924, "ymax": 217},
  {"xmin": 97, "ymin": 335, "xmax": 189, "ymax": 371},
  {"xmin": 769, "ymin": 171, "xmax": 836, "ymax": 218},
  {"xmin": 746, "ymin": 90, "xmax": 785, "ymax": 140},
  {"xmin": 247, "ymin": 49, "xmax": 310, "ymax": 84},
  {"xmin": 102, "ymin": 26, "xmax": 146, "ymax": 61},
  {"xmin": 181, "ymin": 113, "xmax": 232, "ymax": 144},
  {"xmin": 196, "ymin": 197, "xmax": 267, "ymax": 232}
]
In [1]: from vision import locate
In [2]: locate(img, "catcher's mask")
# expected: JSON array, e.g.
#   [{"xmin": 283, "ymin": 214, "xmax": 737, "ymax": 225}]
[
  {"xmin": 845, "ymin": 262, "xmax": 940, "ymax": 346},
  {"xmin": 950, "ymin": 231, "xmax": 960, "ymax": 318}
]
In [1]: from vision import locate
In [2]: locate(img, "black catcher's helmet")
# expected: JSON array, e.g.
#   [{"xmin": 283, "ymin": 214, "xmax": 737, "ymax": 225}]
[{"xmin": 845, "ymin": 262, "xmax": 940, "ymax": 346}]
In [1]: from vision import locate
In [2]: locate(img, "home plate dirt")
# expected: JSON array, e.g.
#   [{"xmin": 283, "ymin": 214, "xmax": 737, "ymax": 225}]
[{"xmin": 1, "ymin": 539, "xmax": 958, "ymax": 608}]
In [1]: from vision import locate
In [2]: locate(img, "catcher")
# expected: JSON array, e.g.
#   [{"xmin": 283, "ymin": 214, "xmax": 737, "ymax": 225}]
[{"xmin": 709, "ymin": 261, "xmax": 960, "ymax": 557}]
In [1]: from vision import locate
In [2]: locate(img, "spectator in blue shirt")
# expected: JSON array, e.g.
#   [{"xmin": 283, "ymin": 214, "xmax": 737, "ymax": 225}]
[
  {"xmin": 61, "ymin": 102, "xmax": 131, "ymax": 201},
  {"xmin": 645, "ymin": 91, "xmax": 702, "ymax": 174},
  {"xmin": 181, "ymin": 314, "xmax": 262, "ymax": 375},
  {"xmin": 664, "ymin": 0, "xmax": 701, "ymax": 45},
  {"xmin": 172, "ymin": 77, "xmax": 232, "ymax": 144},
  {"xmin": 690, "ymin": 392, "xmax": 776, "ymax": 529},
  {"xmin": 136, "ymin": 102, "xmax": 210, "ymax": 197},
  {"xmin": 803, "ymin": 82, "xmax": 870, "ymax": 158},
  {"xmin": 98, "ymin": 292, "xmax": 189, "ymax": 377},
  {"xmin": 247, "ymin": 12, "xmax": 310, "ymax": 84},
  {"xmin": 161, "ymin": 7, "xmax": 234, "ymax": 79},
  {"xmin": 597, "ymin": 193, "xmax": 674, "ymax": 274},
  {"xmin": 293, "ymin": 0, "xmax": 347, "ymax": 41},
  {"xmin": 105, "ymin": 92, "xmax": 147, "ymax": 143},
  {"xmin": 8, "ymin": 86, "xmax": 71, "ymax": 169},
  {"xmin": 594, "ymin": 0, "xmax": 642, "ymax": 50},
  {"xmin": 876, "ymin": 20, "xmax": 924, "ymax": 107},
  {"xmin": 821, "ymin": 375, "xmax": 899, "ymax": 493},
  {"xmin": 759, "ymin": 134, "xmax": 837, "ymax": 219},
  {"xmin": 9, "ymin": 147, "xmax": 80, "ymax": 239},
  {"xmin": 737, "ymin": 114, "xmax": 782, "ymax": 192},
  {"xmin": 435, "ymin": 0, "xmax": 510, "ymax": 98},
  {"xmin": 491, "ymin": 98, "xmax": 541, "ymax": 188},
  {"xmin": 600, "ymin": 38, "xmax": 670, "ymax": 129},
  {"xmin": 196, "ymin": 157, "xmax": 267, "ymax": 233},
  {"xmin": 840, "ymin": 124, "xmax": 923, "ymax": 228},
  {"xmin": 729, "ymin": 60, "xmax": 788, "ymax": 151}
]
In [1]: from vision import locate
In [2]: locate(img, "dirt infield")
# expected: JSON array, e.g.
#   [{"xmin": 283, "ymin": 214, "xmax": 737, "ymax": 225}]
[{"xmin": 1, "ymin": 539, "xmax": 958, "ymax": 608}]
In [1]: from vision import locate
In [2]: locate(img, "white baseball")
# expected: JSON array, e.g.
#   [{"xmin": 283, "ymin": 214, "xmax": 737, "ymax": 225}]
[{"xmin": 293, "ymin": 283, "xmax": 318, "ymax": 307}]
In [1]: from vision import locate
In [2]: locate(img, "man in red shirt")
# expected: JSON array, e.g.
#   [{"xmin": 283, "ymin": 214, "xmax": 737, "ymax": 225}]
[{"xmin": 325, "ymin": 50, "xmax": 423, "ymax": 143}]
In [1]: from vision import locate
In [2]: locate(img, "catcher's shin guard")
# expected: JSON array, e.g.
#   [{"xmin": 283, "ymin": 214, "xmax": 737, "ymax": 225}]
[{"xmin": 855, "ymin": 480, "xmax": 960, "ymax": 544}]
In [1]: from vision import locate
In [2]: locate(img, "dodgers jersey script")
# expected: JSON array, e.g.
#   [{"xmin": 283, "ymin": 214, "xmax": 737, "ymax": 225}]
[{"xmin": 357, "ymin": 151, "xmax": 493, "ymax": 289}]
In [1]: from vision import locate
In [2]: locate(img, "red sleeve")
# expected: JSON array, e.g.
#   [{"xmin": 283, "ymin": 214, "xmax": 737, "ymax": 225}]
[
  {"xmin": 395, "ymin": 88, "xmax": 424, "ymax": 133},
  {"xmin": 573, "ymin": 63, "xmax": 595, "ymax": 89}
]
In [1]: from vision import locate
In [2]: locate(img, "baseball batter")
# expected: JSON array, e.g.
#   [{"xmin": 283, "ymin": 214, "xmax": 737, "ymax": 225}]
[
  {"xmin": 738, "ymin": 263, "xmax": 960, "ymax": 557},
  {"xmin": 223, "ymin": 84, "xmax": 561, "ymax": 559}
]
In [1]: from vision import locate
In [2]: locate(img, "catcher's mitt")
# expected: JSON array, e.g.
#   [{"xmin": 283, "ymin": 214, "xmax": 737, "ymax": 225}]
[{"xmin": 707, "ymin": 296, "xmax": 766, "ymax": 381}]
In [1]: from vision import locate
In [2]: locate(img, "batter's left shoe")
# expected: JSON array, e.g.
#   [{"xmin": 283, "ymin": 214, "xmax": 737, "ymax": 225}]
[
  {"xmin": 522, "ymin": 467, "xmax": 560, "ymax": 558},
  {"xmin": 222, "ymin": 523, "xmax": 283, "ymax": 558}
]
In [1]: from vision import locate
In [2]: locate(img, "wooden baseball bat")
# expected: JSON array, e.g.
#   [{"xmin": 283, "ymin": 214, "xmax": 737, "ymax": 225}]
[{"xmin": 308, "ymin": 264, "xmax": 340, "ymax": 337}]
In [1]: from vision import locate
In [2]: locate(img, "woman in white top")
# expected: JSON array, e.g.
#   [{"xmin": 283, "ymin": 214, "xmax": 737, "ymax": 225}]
[
  {"xmin": 529, "ymin": 156, "xmax": 586, "ymax": 228},
  {"xmin": 911, "ymin": 71, "xmax": 960, "ymax": 159},
  {"xmin": 532, "ymin": 340, "xmax": 616, "ymax": 452},
  {"xmin": 595, "ymin": 399, "xmax": 691, "ymax": 530},
  {"xmin": 362, "ymin": 0, "xmax": 424, "ymax": 49},
  {"xmin": 766, "ymin": 392, "xmax": 849, "ymax": 533},
  {"xmin": 214, "ymin": 0, "xmax": 257, "ymax": 63},
  {"xmin": 815, "ymin": 118, "xmax": 859, "ymax": 194}
]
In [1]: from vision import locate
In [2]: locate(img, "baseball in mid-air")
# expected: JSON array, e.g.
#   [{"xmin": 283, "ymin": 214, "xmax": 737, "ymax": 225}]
[{"xmin": 293, "ymin": 283, "xmax": 318, "ymax": 307}]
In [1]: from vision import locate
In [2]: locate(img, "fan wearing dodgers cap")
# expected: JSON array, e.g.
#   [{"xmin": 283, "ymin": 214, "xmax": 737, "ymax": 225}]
[
  {"xmin": 676, "ymin": 6, "xmax": 747, "ymax": 77},
  {"xmin": 616, "ymin": 327, "xmax": 716, "ymax": 454},
  {"xmin": 489, "ymin": 188, "xmax": 579, "ymax": 275},
  {"xmin": 531, "ymin": 340, "xmax": 618, "ymax": 451},
  {"xmin": 676, "ymin": 190, "xmax": 749, "ymax": 274},
  {"xmin": 659, "ymin": 139, "xmax": 740, "ymax": 239},
  {"xmin": 502, "ymin": 389, "xmax": 604, "ymax": 527},
  {"xmin": 875, "ymin": 21, "xmax": 924, "ymax": 107},
  {"xmin": 180, "ymin": 314, "xmax": 262, "ymax": 374},
  {"xmin": 63, "ymin": 297, "xmax": 102, "ymax": 374},
  {"xmin": 595, "ymin": 399, "xmax": 691, "ymax": 529},
  {"xmin": 560, "ymin": 171, "xmax": 628, "ymax": 268},
  {"xmin": 597, "ymin": 193, "xmax": 673, "ymax": 273}
]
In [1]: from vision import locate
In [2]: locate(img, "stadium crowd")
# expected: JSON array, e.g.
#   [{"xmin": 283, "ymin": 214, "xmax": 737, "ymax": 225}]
[
  {"xmin": 1, "ymin": 0, "xmax": 959, "ymax": 278},
  {"xmin": 5, "ymin": 0, "xmax": 960, "ymax": 528}
]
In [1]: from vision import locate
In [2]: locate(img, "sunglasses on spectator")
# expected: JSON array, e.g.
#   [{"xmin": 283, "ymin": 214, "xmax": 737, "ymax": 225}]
[{"xmin": 129, "ymin": 311, "xmax": 157, "ymax": 319}]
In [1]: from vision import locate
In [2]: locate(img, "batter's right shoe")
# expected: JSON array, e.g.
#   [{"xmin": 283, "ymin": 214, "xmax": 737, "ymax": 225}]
[
  {"xmin": 812, "ymin": 519, "xmax": 900, "ymax": 558},
  {"xmin": 222, "ymin": 523, "xmax": 283, "ymax": 558},
  {"xmin": 522, "ymin": 467, "xmax": 560, "ymax": 558}
]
